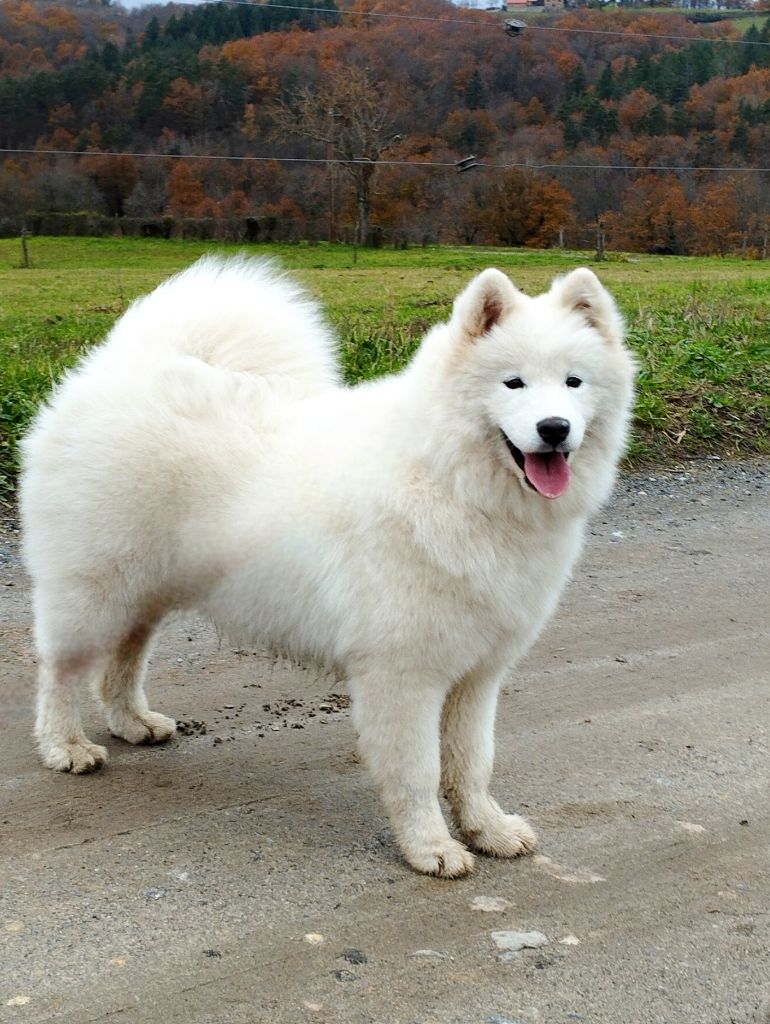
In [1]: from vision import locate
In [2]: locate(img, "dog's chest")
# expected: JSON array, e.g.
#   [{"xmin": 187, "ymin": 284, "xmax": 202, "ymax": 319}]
[{"xmin": 364, "ymin": 512, "xmax": 584, "ymax": 675}]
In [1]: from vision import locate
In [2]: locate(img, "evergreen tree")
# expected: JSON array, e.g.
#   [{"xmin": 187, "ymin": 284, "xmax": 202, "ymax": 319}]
[
  {"xmin": 568, "ymin": 63, "xmax": 587, "ymax": 98},
  {"xmin": 690, "ymin": 41, "xmax": 715, "ymax": 86},
  {"xmin": 641, "ymin": 102, "xmax": 668, "ymax": 137},
  {"xmin": 730, "ymin": 119, "xmax": 751, "ymax": 159},
  {"xmin": 665, "ymin": 53, "xmax": 690, "ymax": 105},
  {"xmin": 562, "ymin": 117, "xmax": 581, "ymax": 149},
  {"xmin": 670, "ymin": 104, "xmax": 690, "ymax": 137},
  {"xmin": 581, "ymin": 95, "xmax": 616, "ymax": 143},
  {"xmin": 465, "ymin": 68, "xmax": 487, "ymax": 111},
  {"xmin": 739, "ymin": 24, "xmax": 770, "ymax": 74},
  {"xmin": 597, "ymin": 63, "xmax": 616, "ymax": 102},
  {"xmin": 633, "ymin": 51, "xmax": 653, "ymax": 91},
  {"xmin": 141, "ymin": 16, "xmax": 161, "ymax": 53},
  {"xmin": 694, "ymin": 132, "xmax": 719, "ymax": 166},
  {"xmin": 614, "ymin": 58, "xmax": 634, "ymax": 98},
  {"xmin": 101, "ymin": 42, "xmax": 121, "ymax": 72}
]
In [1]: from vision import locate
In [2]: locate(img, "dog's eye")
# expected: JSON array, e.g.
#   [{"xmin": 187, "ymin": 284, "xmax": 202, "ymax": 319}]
[
  {"xmin": 504, "ymin": 377, "xmax": 525, "ymax": 390},
  {"xmin": 566, "ymin": 376, "xmax": 583, "ymax": 388}
]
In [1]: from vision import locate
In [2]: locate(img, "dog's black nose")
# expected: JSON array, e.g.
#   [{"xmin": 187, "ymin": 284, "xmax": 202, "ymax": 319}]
[{"xmin": 537, "ymin": 417, "xmax": 570, "ymax": 447}]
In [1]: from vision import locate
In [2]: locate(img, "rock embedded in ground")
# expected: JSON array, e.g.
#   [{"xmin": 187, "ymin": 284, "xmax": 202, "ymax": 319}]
[
  {"xmin": 491, "ymin": 929, "xmax": 549, "ymax": 954},
  {"xmin": 470, "ymin": 895, "xmax": 510, "ymax": 912}
]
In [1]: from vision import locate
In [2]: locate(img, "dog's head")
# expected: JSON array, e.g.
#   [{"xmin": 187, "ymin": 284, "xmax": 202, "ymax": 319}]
[{"xmin": 444, "ymin": 266, "xmax": 635, "ymax": 501}]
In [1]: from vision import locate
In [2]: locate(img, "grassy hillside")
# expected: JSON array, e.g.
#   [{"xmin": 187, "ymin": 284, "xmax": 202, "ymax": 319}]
[{"xmin": 1, "ymin": 236, "xmax": 768, "ymax": 496}]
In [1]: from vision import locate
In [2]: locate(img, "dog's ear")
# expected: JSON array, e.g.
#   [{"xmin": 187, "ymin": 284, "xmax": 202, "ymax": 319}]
[
  {"xmin": 452, "ymin": 268, "xmax": 521, "ymax": 341},
  {"xmin": 553, "ymin": 268, "xmax": 624, "ymax": 346}
]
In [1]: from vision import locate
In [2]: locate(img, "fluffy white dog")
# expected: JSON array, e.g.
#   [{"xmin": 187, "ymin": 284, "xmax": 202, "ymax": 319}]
[{"xmin": 21, "ymin": 258, "xmax": 635, "ymax": 877}]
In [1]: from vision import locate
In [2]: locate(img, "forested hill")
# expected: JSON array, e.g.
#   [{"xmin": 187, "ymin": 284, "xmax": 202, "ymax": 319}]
[{"xmin": 1, "ymin": 0, "xmax": 769, "ymax": 255}]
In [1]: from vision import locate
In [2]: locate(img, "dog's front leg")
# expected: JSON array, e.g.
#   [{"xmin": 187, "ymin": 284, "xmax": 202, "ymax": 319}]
[
  {"xmin": 441, "ymin": 664, "xmax": 537, "ymax": 858},
  {"xmin": 350, "ymin": 675, "xmax": 475, "ymax": 879}
]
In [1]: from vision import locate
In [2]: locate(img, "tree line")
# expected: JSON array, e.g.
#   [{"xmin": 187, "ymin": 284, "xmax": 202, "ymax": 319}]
[{"xmin": 0, "ymin": 0, "xmax": 769, "ymax": 254}]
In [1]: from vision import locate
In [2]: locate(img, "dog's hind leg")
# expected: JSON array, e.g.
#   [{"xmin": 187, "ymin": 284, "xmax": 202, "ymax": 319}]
[
  {"xmin": 35, "ymin": 651, "xmax": 108, "ymax": 773},
  {"xmin": 98, "ymin": 622, "xmax": 176, "ymax": 745},
  {"xmin": 441, "ymin": 663, "xmax": 537, "ymax": 858},
  {"xmin": 349, "ymin": 674, "xmax": 475, "ymax": 879}
]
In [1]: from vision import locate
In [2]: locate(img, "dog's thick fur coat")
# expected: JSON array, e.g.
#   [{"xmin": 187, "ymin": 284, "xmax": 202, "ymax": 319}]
[{"xmin": 21, "ymin": 258, "xmax": 635, "ymax": 877}]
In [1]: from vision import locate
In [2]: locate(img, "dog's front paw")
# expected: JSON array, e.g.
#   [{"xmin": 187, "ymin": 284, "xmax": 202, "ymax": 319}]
[
  {"xmin": 41, "ymin": 738, "xmax": 108, "ymax": 774},
  {"xmin": 108, "ymin": 710, "xmax": 177, "ymax": 745},
  {"xmin": 465, "ymin": 812, "xmax": 537, "ymax": 859},
  {"xmin": 405, "ymin": 837, "xmax": 475, "ymax": 879}
]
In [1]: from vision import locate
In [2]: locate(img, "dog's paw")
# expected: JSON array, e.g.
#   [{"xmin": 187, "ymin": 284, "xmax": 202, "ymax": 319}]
[
  {"xmin": 41, "ymin": 738, "xmax": 108, "ymax": 774},
  {"xmin": 406, "ymin": 838, "xmax": 475, "ymax": 879},
  {"xmin": 466, "ymin": 812, "xmax": 537, "ymax": 859},
  {"xmin": 108, "ymin": 710, "xmax": 177, "ymax": 745}
]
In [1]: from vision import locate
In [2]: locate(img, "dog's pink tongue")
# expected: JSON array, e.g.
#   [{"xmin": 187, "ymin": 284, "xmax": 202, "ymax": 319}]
[{"xmin": 524, "ymin": 452, "xmax": 571, "ymax": 499}]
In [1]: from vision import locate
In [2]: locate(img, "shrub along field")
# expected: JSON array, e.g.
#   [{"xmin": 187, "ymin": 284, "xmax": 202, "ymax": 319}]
[{"xmin": 1, "ymin": 236, "xmax": 768, "ymax": 497}]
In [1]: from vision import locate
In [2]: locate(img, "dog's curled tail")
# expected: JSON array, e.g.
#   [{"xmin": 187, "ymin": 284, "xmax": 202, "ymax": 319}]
[{"xmin": 109, "ymin": 255, "xmax": 341, "ymax": 396}]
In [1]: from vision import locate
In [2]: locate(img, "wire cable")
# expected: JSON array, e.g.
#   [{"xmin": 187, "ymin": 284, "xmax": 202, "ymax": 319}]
[
  {"xmin": 186, "ymin": 0, "xmax": 770, "ymax": 48},
  {"xmin": 2, "ymin": 146, "xmax": 768, "ymax": 174}
]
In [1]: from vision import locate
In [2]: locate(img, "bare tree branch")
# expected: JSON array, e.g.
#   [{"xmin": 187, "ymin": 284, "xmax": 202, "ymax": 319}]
[{"xmin": 269, "ymin": 66, "xmax": 402, "ymax": 244}]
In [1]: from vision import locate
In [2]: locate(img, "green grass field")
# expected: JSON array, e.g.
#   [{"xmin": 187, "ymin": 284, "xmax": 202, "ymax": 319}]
[{"xmin": 1, "ymin": 236, "xmax": 768, "ymax": 496}]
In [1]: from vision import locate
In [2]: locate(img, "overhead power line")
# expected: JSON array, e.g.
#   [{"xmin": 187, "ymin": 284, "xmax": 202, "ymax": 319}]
[
  {"xmin": 2, "ymin": 146, "xmax": 769, "ymax": 175},
  {"xmin": 197, "ymin": 0, "xmax": 770, "ymax": 48}
]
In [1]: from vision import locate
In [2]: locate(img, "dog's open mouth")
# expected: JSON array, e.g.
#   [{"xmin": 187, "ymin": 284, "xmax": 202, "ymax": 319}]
[{"xmin": 503, "ymin": 433, "xmax": 571, "ymax": 499}]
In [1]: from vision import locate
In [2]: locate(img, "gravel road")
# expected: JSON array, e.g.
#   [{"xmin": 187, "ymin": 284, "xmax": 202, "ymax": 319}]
[{"xmin": 1, "ymin": 458, "xmax": 768, "ymax": 1024}]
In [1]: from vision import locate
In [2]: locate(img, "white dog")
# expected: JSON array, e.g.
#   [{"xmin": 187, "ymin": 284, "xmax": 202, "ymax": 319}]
[{"xmin": 21, "ymin": 258, "xmax": 635, "ymax": 877}]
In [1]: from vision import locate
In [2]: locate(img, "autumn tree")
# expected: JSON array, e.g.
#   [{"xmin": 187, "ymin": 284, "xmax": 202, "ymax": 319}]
[
  {"xmin": 689, "ymin": 176, "xmax": 749, "ymax": 255},
  {"xmin": 166, "ymin": 161, "xmax": 206, "ymax": 218},
  {"xmin": 603, "ymin": 174, "xmax": 693, "ymax": 254},
  {"xmin": 84, "ymin": 155, "xmax": 139, "ymax": 217},
  {"xmin": 487, "ymin": 169, "xmax": 574, "ymax": 248},
  {"xmin": 0, "ymin": 159, "xmax": 33, "ymax": 218},
  {"xmin": 161, "ymin": 77, "xmax": 205, "ymax": 135},
  {"xmin": 269, "ymin": 64, "xmax": 402, "ymax": 246},
  {"xmin": 440, "ymin": 176, "xmax": 493, "ymax": 245},
  {"xmin": 440, "ymin": 109, "xmax": 498, "ymax": 157}
]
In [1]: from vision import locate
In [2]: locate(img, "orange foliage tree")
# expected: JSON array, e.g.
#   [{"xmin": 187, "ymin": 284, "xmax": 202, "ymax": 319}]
[
  {"xmin": 166, "ymin": 161, "xmax": 207, "ymax": 218},
  {"xmin": 82, "ymin": 154, "xmax": 139, "ymax": 217},
  {"xmin": 604, "ymin": 174, "xmax": 693, "ymax": 254},
  {"xmin": 487, "ymin": 169, "xmax": 574, "ymax": 248}
]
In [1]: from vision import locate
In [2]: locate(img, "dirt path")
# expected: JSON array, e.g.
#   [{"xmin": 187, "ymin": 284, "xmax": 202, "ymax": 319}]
[{"xmin": 1, "ymin": 460, "xmax": 769, "ymax": 1024}]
